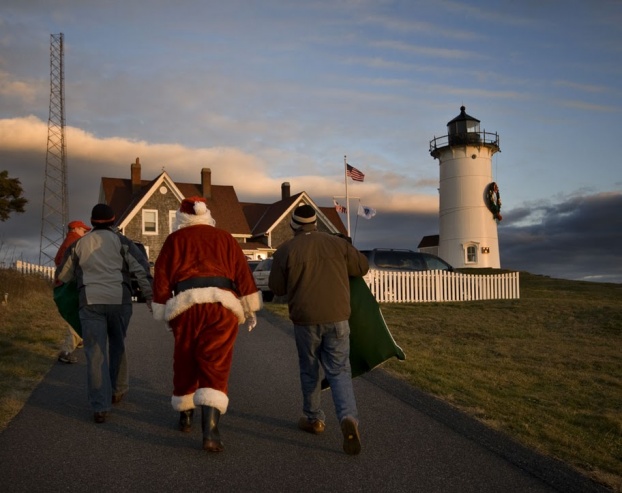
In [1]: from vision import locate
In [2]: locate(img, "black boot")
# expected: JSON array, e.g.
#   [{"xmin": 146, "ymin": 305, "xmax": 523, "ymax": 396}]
[
  {"xmin": 201, "ymin": 406, "xmax": 224, "ymax": 452},
  {"xmin": 179, "ymin": 409, "xmax": 194, "ymax": 432}
]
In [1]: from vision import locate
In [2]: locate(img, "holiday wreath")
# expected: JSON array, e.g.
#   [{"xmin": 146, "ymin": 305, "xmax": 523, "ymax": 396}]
[{"xmin": 485, "ymin": 182, "xmax": 502, "ymax": 221}]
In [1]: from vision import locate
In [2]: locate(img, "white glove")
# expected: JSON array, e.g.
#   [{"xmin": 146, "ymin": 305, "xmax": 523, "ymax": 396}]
[{"xmin": 244, "ymin": 312, "xmax": 257, "ymax": 332}]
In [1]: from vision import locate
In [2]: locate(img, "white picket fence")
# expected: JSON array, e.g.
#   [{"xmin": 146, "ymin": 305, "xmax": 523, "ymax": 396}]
[
  {"xmin": 364, "ymin": 269, "xmax": 520, "ymax": 303},
  {"xmin": 14, "ymin": 260, "xmax": 56, "ymax": 281},
  {"xmin": 12, "ymin": 260, "xmax": 520, "ymax": 303}
]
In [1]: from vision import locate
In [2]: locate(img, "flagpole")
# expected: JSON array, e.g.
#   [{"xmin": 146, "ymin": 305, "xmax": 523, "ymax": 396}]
[
  {"xmin": 352, "ymin": 199, "xmax": 361, "ymax": 243},
  {"xmin": 344, "ymin": 155, "xmax": 350, "ymax": 236}
]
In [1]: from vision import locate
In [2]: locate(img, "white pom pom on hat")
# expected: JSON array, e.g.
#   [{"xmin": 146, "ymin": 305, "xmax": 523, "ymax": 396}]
[
  {"xmin": 180, "ymin": 196, "xmax": 208, "ymax": 215},
  {"xmin": 193, "ymin": 201, "xmax": 208, "ymax": 215},
  {"xmin": 173, "ymin": 196, "xmax": 216, "ymax": 230}
]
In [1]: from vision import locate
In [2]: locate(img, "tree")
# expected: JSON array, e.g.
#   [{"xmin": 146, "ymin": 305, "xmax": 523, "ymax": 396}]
[{"xmin": 0, "ymin": 170, "xmax": 28, "ymax": 221}]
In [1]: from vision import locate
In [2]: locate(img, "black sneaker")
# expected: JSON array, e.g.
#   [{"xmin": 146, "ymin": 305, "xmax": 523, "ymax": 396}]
[{"xmin": 58, "ymin": 351, "xmax": 78, "ymax": 364}]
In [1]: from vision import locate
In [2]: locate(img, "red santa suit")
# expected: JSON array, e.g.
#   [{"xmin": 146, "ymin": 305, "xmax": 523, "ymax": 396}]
[{"xmin": 152, "ymin": 198, "xmax": 262, "ymax": 416}]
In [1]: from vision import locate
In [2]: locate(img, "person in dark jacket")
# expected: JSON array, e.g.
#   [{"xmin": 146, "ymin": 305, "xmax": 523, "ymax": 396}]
[
  {"xmin": 56, "ymin": 204, "xmax": 153, "ymax": 424},
  {"xmin": 268, "ymin": 204, "xmax": 369, "ymax": 455}
]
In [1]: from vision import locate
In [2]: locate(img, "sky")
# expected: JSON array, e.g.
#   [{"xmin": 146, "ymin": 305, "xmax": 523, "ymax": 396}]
[{"xmin": 1, "ymin": 0, "xmax": 621, "ymax": 283}]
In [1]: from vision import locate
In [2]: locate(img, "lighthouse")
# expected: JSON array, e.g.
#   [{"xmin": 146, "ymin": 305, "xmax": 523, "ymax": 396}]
[{"xmin": 429, "ymin": 106, "xmax": 501, "ymax": 269}]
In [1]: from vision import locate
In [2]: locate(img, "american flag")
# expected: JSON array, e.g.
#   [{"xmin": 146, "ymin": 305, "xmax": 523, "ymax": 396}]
[
  {"xmin": 346, "ymin": 164, "xmax": 365, "ymax": 182},
  {"xmin": 333, "ymin": 199, "xmax": 347, "ymax": 214}
]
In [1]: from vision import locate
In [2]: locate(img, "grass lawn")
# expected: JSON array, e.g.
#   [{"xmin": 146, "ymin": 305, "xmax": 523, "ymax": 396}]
[{"xmin": 0, "ymin": 269, "xmax": 65, "ymax": 432}]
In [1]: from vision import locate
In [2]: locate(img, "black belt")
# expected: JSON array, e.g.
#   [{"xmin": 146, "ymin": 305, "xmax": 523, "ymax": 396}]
[{"xmin": 173, "ymin": 276, "xmax": 237, "ymax": 295}]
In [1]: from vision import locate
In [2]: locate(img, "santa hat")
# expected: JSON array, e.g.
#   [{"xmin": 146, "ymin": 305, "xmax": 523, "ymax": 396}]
[
  {"xmin": 290, "ymin": 204, "xmax": 317, "ymax": 230},
  {"xmin": 174, "ymin": 196, "xmax": 216, "ymax": 230}
]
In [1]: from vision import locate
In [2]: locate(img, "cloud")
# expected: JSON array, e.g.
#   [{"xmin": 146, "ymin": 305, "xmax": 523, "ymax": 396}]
[
  {"xmin": 499, "ymin": 192, "xmax": 622, "ymax": 283},
  {"xmin": 370, "ymin": 40, "xmax": 486, "ymax": 61},
  {"xmin": 0, "ymin": 71, "xmax": 39, "ymax": 104},
  {"xmin": 0, "ymin": 116, "xmax": 437, "ymax": 261}
]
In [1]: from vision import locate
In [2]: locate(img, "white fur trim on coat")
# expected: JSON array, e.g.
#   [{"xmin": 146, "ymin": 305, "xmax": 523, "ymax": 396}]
[
  {"xmin": 163, "ymin": 287, "xmax": 246, "ymax": 323},
  {"xmin": 173, "ymin": 208, "xmax": 215, "ymax": 232},
  {"xmin": 172, "ymin": 393, "xmax": 195, "ymax": 411},
  {"xmin": 152, "ymin": 302, "xmax": 166, "ymax": 321},
  {"xmin": 240, "ymin": 291, "xmax": 263, "ymax": 315},
  {"xmin": 194, "ymin": 387, "xmax": 229, "ymax": 414}
]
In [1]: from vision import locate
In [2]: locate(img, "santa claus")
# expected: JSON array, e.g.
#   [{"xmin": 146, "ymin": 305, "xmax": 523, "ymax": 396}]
[{"xmin": 152, "ymin": 196, "xmax": 262, "ymax": 452}]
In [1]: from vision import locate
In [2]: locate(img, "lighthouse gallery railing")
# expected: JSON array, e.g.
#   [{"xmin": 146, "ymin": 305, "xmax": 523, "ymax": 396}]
[
  {"xmin": 364, "ymin": 269, "xmax": 520, "ymax": 303},
  {"xmin": 429, "ymin": 130, "xmax": 500, "ymax": 154}
]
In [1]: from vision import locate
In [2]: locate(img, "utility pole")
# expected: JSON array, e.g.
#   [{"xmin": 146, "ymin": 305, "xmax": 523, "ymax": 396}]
[{"xmin": 39, "ymin": 33, "xmax": 68, "ymax": 265}]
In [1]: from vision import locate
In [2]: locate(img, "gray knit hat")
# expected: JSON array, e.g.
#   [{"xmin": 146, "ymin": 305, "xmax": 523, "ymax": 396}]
[{"xmin": 290, "ymin": 204, "xmax": 317, "ymax": 230}]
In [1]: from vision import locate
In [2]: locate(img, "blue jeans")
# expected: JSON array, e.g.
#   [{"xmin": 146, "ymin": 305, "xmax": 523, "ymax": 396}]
[
  {"xmin": 79, "ymin": 304, "xmax": 132, "ymax": 412},
  {"xmin": 294, "ymin": 320, "xmax": 358, "ymax": 423}
]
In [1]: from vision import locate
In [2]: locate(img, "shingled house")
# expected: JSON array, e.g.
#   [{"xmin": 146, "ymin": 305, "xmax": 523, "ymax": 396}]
[{"xmin": 98, "ymin": 158, "xmax": 347, "ymax": 262}]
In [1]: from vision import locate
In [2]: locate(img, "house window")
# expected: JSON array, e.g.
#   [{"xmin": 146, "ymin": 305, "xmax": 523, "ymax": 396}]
[
  {"xmin": 169, "ymin": 210, "xmax": 177, "ymax": 233},
  {"xmin": 466, "ymin": 244, "xmax": 478, "ymax": 264},
  {"xmin": 142, "ymin": 210, "xmax": 158, "ymax": 235}
]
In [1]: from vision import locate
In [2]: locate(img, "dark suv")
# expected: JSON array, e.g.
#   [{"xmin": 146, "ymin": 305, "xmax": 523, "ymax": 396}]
[{"xmin": 361, "ymin": 248, "xmax": 453, "ymax": 272}]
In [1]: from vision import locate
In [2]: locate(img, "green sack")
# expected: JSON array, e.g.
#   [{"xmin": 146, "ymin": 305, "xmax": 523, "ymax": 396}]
[
  {"xmin": 53, "ymin": 281, "xmax": 82, "ymax": 337},
  {"xmin": 322, "ymin": 277, "xmax": 405, "ymax": 390}
]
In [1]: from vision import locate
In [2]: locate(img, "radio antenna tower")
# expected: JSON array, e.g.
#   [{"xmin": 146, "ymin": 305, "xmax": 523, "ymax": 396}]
[{"xmin": 39, "ymin": 33, "xmax": 69, "ymax": 265}]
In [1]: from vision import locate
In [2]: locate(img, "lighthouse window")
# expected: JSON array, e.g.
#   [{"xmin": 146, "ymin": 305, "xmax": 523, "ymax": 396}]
[
  {"xmin": 466, "ymin": 245, "xmax": 477, "ymax": 264},
  {"xmin": 467, "ymin": 120, "xmax": 480, "ymax": 133}
]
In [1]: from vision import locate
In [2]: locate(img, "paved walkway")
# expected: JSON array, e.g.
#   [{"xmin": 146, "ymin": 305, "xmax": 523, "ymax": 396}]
[{"xmin": 0, "ymin": 304, "xmax": 609, "ymax": 492}]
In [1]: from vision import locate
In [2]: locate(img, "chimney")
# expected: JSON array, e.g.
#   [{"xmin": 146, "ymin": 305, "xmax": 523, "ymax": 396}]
[
  {"xmin": 131, "ymin": 157, "xmax": 141, "ymax": 194},
  {"xmin": 201, "ymin": 168, "xmax": 212, "ymax": 199},
  {"xmin": 281, "ymin": 182, "xmax": 291, "ymax": 200}
]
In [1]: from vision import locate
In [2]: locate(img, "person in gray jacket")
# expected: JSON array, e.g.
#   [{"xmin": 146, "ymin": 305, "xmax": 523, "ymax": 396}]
[
  {"xmin": 56, "ymin": 203, "xmax": 153, "ymax": 424},
  {"xmin": 268, "ymin": 204, "xmax": 369, "ymax": 455}
]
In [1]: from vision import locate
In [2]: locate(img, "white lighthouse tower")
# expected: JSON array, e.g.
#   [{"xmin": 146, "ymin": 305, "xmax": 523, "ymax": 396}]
[{"xmin": 429, "ymin": 106, "xmax": 501, "ymax": 269}]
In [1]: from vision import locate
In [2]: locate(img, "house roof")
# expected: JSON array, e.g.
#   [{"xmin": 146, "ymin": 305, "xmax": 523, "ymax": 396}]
[
  {"xmin": 100, "ymin": 172, "xmax": 251, "ymax": 236},
  {"xmin": 447, "ymin": 105, "xmax": 480, "ymax": 126},
  {"xmin": 418, "ymin": 234, "xmax": 439, "ymax": 248},
  {"xmin": 242, "ymin": 192, "xmax": 304, "ymax": 236},
  {"xmin": 99, "ymin": 163, "xmax": 347, "ymax": 242},
  {"xmin": 175, "ymin": 181, "xmax": 251, "ymax": 235},
  {"xmin": 241, "ymin": 192, "xmax": 348, "ymax": 237},
  {"xmin": 319, "ymin": 206, "xmax": 348, "ymax": 236}
]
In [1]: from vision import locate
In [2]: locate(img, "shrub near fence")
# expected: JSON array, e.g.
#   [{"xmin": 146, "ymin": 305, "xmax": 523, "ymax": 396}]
[
  {"xmin": 14, "ymin": 260, "xmax": 55, "ymax": 282},
  {"xmin": 365, "ymin": 269, "xmax": 520, "ymax": 303}
]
